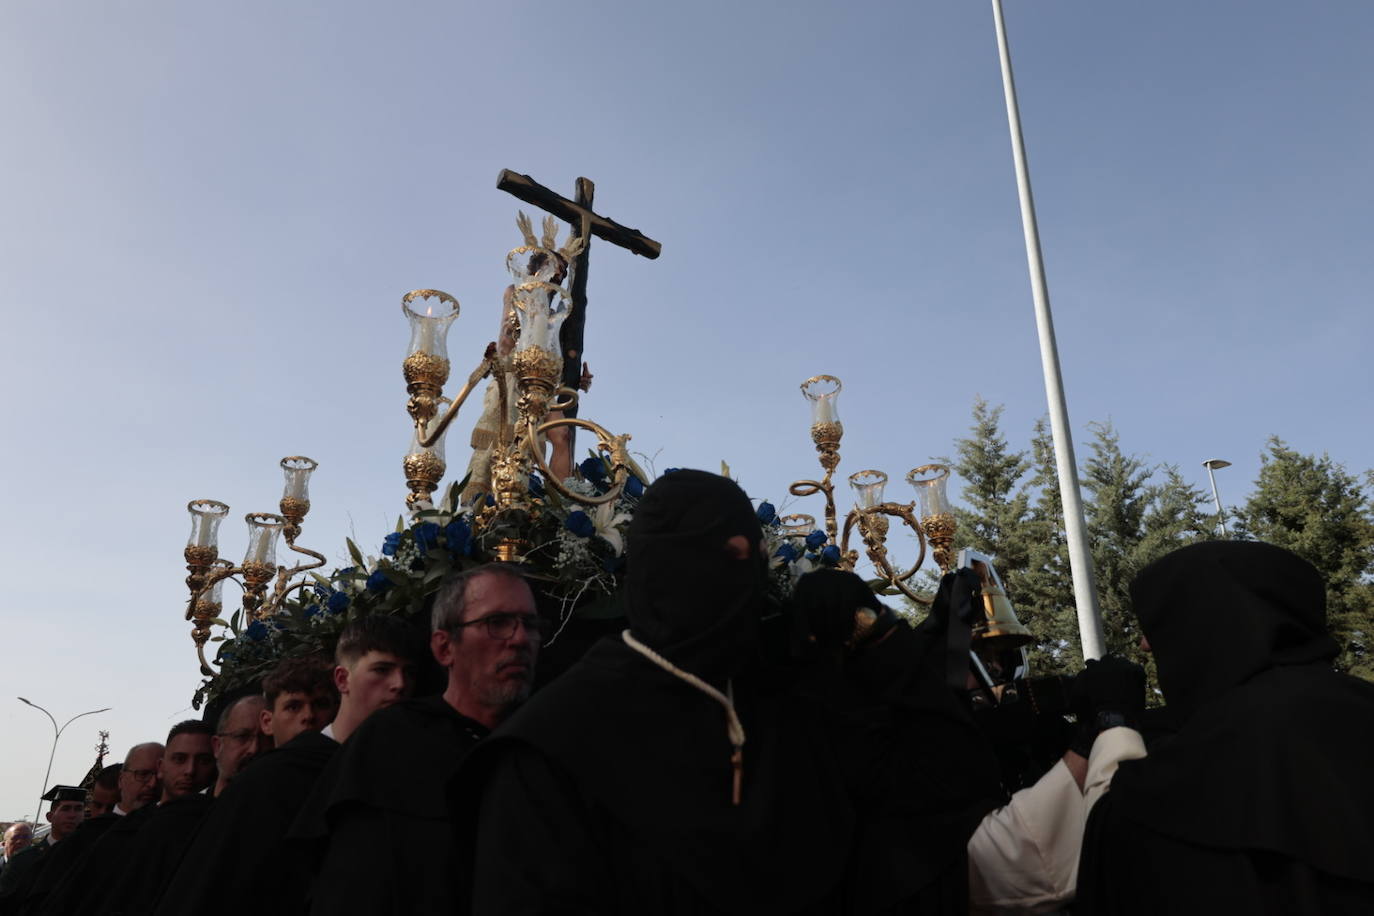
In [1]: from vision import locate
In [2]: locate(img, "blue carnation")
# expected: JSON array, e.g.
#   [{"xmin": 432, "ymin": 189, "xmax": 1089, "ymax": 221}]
[
  {"xmin": 820, "ymin": 545, "xmax": 842, "ymax": 566},
  {"xmin": 774, "ymin": 542, "xmax": 800, "ymax": 563},
  {"xmin": 381, "ymin": 531, "xmax": 404, "ymax": 556},
  {"xmin": 579, "ymin": 457, "xmax": 608, "ymax": 487},
  {"xmin": 366, "ymin": 570, "xmax": 392, "ymax": 593},
  {"xmin": 756, "ymin": 501, "xmax": 777, "ymax": 525},
  {"xmin": 413, "ymin": 522, "xmax": 440, "ymax": 553},
  {"xmin": 564, "ymin": 510, "xmax": 595, "ymax": 538},
  {"xmin": 312, "ymin": 584, "xmax": 329, "ymax": 599},
  {"xmin": 327, "ymin": 591, "xmax": 350, "ymax": 614},
  {"xmin": 528, "ymin": 474, "xmax": 545, "ymax": 497},
  {"xmin": 805, "ymin": 529, "xmax": 828, "ymax": 550},
  {"xmin": 336, "ymin": 566, "xmax": 357, "ymax": 577},
  {"xmin": 443, "ymin": 518, "xmax": 472, "ymax": 556},
  {"xmin": 246, "ymin": 621, "xmax": 269, "ymax": 642},
  {"xmin": 625, "ymin": 474, "xmax": 644, "ymax": 499},
  {"xmin": 304, "ymin": 604, "xmax": 321, "ymax": 619}
]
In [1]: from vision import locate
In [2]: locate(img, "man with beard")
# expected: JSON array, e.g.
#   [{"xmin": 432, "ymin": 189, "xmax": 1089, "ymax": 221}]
[
  {"xmin": 211, "ymin": 694, "xmax": 269, "ymax": 797},
  {"xmin": 464, "ymin": 470, "xmax": 854, "ymax": 915},
  {"xmin": 154, "ymin": 617, "xmax": 417, "ymax": 916},
  {"xmin": 1076, "ymin": 541, "xmax": 1374, "ymax": 913},
  {"xmin": 7, "ymin": 744, "xmax": 161, "ymax": 916},
  {"xmin": 41, "ymin": 723, "xmax": 216, "ymax": 915},
  {"xmin": 298, "ymin": 565, "xmax": 540, "ymax": 915}
]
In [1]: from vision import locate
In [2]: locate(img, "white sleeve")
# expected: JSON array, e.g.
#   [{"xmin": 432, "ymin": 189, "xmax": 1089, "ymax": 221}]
[{"xmin": 967, "ymin": 727, "xmax": 1148, "ymax": 914}]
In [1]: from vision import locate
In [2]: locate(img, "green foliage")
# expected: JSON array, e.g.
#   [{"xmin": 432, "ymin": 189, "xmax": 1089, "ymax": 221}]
[{"xmin": 1234, "ymin": 438, "xmax": 1374, "ymax": 679}]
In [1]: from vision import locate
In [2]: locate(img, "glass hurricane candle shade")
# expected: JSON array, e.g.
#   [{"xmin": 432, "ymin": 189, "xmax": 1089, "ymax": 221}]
[
  {"xmin": 907, "ymin": 465, "xmax": 952, "ymax": 521},
  {"xmin": 511, "ymin": 281, "xmax": 570, "ymax": 355},
  {"xmin": 402, "ymin": 290, "xmax": 460, "ymax": 358},
  {"xmin": 187, "ymin": 500, "xmax": 230, "ymax": 549},
  {"xmin": 243, "ymin": 513, "xmax": 285, "ymax": 567},
  {"xmin": 197, "ymin": 560, "xmax": 231, "ymax": 615},
  {"xmin": 280, "ymin": 456, "xmax": 318, "ymax": 502},
  {"xmin": 780, "ymin": 514, "xmax": 817, "ymax": 537},
  {"xmin": 802, "ymin": 375, "xmax": 842, "ymax": 428},
  {"xmin": 849, "ymin": 470, "xmax": 888, "ymax": 510}
]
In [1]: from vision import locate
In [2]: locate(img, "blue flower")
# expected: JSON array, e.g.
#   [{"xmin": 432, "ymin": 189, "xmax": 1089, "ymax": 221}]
[
  {"xmin": 381, "ymin": 531, "xmax": 404, "ymax": 556},
  {"xmin": 805, "ymin": 530, "xmax": 828, "ymax": 550},
  {"xmin": 625, "ymin": 474, "xmax": 644, "ymax": 499},
  {"xmin": 580, "ymin": 457, "xmax": 608, "ymax": 487},
  {"xmin": 756, "ymin": 501, "xmax": 777, "ymax": 525},
  {"xmin": 820, "ymin": 545, "xmax": 842, "ymax": 566},
  {"xmin": 528, "ymin": 473, "xmax": 546, "ymax": 497},
  {"xmin": 327, "ymin": 591, "xmax": 350, "ymax": 614},
  {"xmin": 774, "ymin": 542, "xmax": 800, "ymax": 563},
  {"xmin": 485, "ymin": 493, "xmax": 496, "ymax": 507},
  {"xmin": 312, "ymin": 584, "xmax": 329, "ymax": 599},
  {"xmin": 564, "ymin": 510, "xmax": 595, "ymax": 538},
  {"xmin": 273, "ymin": 619, "xmax": 289, "ymax": 631},
  {"xmin": 443, "ymin": 518, "xmax": 472, "ymax": 556},
  {"xmin": 246, "ymin": 621, "xmax": 269, "ymax": 642},
  {"xmin": 413, "ymin": 522, "xmax": 440, "ymax": 553},
  {"xmin": 663, "ymin": 467, "xmax": 681, "ymax": 476},
  {"xmin": 366, "ymin": 570, "xmax": 392, "ymax": 593},
  {"xmin": 304, "ymin": 604, "xmax": 321, "ymax": 619}
]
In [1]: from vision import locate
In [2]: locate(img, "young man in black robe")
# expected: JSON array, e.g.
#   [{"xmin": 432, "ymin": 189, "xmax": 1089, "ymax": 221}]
[
  {"xmin": 1076, "ymin": 541, "xmax": 1374, "ymax": 914},
  {"xmin": 40, "ymin": 722, "xmax": 216, "ymax": 916},
  {"xmin": 14, "ymin": 744, "xmax": 161, "ymax": 916},
  {"xmin": 150, "ymin": 652, "xmax": 340, "ymax": 916},
  {"xmin": 295, "ymin": 564, "xmax": 540, "ymax": 916},
  {"xmin": 463, "ymin": 470, "xmax": 855, "ymax": 915}
]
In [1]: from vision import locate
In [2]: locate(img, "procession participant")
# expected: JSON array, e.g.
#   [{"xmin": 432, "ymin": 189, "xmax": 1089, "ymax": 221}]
[
  {"xmin": 299, "ymin": 565, "xmax": 539, "ymax": 916},
  {"xmin": 260, "ymin": 655, "xmax": 339, "ymax": 748},
  {"xmin": 154, "ymin": 617, "xmax": 416, "ymax": 916},
  {"xmin": 0, "ymin": 788, "xmax": 82, "ymax": 911},
  {"xmin": 85, "ymin": 766, "xmax": 121, "ymax": 819},
  {"xmin": 464, "ymin": 470, "xmax": 853, "ymax": 915},
  {"xmin": 0, "ymin": 824, "xmax": 33, "ymax": 873},
  {"xmin": 40, "ymin": 724, "xmax": 214, "ymax": 915},
  {"xmin": 211, "ymin": 694, "xmax": 268, "ymax": 796},
  {"xmin": 1077, "ymin": 541, "xmax": 1374, "ymax": 913},
  {"xmin": 13, "ymin": 746, "xmax": 159, "ymax": 915}
]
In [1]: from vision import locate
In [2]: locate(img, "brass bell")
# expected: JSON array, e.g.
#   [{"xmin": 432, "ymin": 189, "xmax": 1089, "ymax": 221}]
[{"xmin": 961, "ymin": 550, "xmax": 1034, "ymax": 650}]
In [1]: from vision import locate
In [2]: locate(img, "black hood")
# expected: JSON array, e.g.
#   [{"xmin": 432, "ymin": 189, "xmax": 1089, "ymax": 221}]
[
  {"xmin": 1129, "ymin": 540, "xmax": 1337, "ymax": 722},
  {"xmin": 625, "ymin": 469, "xmax": 767, "ymax": 683}
]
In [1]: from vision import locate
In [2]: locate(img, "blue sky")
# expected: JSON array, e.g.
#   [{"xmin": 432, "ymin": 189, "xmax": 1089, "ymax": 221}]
[{"xmin": 2, "ymin": 0, "xmax": 1371, "ymax": 818}]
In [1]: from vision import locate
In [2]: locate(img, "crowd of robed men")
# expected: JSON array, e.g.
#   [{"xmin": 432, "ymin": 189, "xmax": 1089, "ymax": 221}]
[{"xmin": 1, "ymin": 469, "xmax": 1370, "ymax": 915}]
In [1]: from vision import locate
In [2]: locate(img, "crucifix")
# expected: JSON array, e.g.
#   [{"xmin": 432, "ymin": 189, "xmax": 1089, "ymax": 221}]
[{"xmin": 496, "ymin": 170, "xmax": 661, "ymax": 441}]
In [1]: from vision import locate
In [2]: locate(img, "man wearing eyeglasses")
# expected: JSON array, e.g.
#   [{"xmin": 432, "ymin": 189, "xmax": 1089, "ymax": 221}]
[
  {"xmin": 298, "ymin": 563, "xmax": 543, "ymax": 916},
  {"xmin": 211, "ymin": 694, "xmax": 269, "ymax": 798}
]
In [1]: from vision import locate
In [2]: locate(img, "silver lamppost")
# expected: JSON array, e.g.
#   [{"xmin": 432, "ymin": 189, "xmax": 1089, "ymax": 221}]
[
  {"xmin": 17, "ymin": 698, "xmax": 111, "ymax": 824},
  {"xmin": 1203, "ymin": 458, "xmax": 1232, "ymax": 537}
]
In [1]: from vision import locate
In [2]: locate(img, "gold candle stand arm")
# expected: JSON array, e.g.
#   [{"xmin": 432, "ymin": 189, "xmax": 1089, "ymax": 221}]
[
  {"xmin": 413, "ymin": 353, "xmax": 501, "ymax": 449},
  {"xmin": 842, "ymin": 503, "xmax": 934, "ymax": 606},
  {"xmin": 528, "ymin": 415, "xmax": 634, "ymax": 507},
  {"xmin": 789, "ymin": 477, "xmax": 839, "ymax": 545}
]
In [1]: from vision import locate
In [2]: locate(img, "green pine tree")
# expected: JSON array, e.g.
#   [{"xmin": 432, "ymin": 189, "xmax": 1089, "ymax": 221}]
[
  {"xmin": 1017, "ymin": 417, "xmax": 1080, "ymax": 676},
  {"xmin": 1234, "ymin": 438, "xmax": 1374, "ymax": 680},
  {"xmin": 949, "ymin": 397, "xmax": 1032, "ymax": 600}
]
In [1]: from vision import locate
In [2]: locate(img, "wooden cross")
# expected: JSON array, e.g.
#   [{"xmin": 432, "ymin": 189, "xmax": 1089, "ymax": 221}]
[{"xmin": 496, "ymin": 169, "xmax": 661, "ymax": 424}]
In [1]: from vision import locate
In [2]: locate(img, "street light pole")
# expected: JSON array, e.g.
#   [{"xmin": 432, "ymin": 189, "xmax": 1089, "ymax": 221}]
[
  {"xmin": 17, "ymin": 698, "xmax": 111, "ymax": 824},
  {"xmin": 1203, "ymin": 458, "xmax": 1232, "ymax": 537}
]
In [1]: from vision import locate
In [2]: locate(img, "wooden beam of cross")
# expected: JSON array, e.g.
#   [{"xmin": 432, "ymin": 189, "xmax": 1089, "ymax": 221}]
[{"xmin": 496, "ymin": 169, "xmax": 661, "ymax": 424}]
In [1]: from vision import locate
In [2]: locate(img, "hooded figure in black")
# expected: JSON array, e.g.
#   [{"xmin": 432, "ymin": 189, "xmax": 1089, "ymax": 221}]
[
  {"xmin": 460, "ymin": 469, "xmax": 854, "ymax": 915},
  {"xmin": 1076, "ymin": 541, "xmax": 1374, "ymax": 914}
]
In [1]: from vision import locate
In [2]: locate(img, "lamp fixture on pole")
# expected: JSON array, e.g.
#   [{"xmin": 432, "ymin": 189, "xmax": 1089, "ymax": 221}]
[
  {"xmin": 1203, "ymin": 458, "xmax": 1232, "ymax": 537},
  {"xmin": 17, "ymin": 698, "xmax": 111, "ymax": 825}
]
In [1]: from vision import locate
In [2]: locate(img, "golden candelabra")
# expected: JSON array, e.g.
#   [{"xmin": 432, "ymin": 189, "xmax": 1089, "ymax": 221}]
[
  {"xmin": 789, "ymin": 375, "xmax": 958, "ymax": 605},
  {"xmin": 181, "ymin": 457, "xmax": 327, "ymax": 675},
  {"xmin": 398, "ymin": 214, "xmax": 639, "ymax": 561}
]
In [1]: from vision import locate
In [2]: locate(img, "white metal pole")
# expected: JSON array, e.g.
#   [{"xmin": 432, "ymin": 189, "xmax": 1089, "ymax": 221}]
[
  {"xmin": 989, "ymin": 0, "xmax": 1105, "ymax": 660},
  {"xmin": 1203, "ymin": 460, "xmax": 1229, "ymax": 536}
]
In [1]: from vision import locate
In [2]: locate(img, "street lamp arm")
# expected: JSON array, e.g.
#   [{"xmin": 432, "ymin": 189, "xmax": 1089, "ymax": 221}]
[
  {"xmin": 17, "ymin": 697, "xmax": 57, "ymax": 736},
  {"xmin": 56, "ymin": 707, "xmax": 113, "ymax": 738}
]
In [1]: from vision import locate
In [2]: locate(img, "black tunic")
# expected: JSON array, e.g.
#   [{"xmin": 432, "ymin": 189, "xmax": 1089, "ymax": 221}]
[
  {"xmin": 92, "ymin": 793, "xmax": 214, "ymax": 915},
  {"xmin": 7, "ymin": 814, "xmax": 119, "ymax": 916},
  {"xmin": 1075, "ymin": 542, "xmax": 1374, "ymax": 914},
  {"xmin": 0, "ymin": 838, "xmax": 50, "ymax": 916},
  {"xmin": 151, "ymin": 729, "xmax": 338, "ymax": 916},
  {"xmin": 37, "ymin": 804, "xmax": 157, "ymax": 915},
  {"xmin": 291, "ymin": 695, "xmax": 488, "ymax": 916}
]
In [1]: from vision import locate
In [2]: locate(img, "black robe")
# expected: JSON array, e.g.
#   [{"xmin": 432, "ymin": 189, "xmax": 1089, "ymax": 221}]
[
  {"xmin": 91, "ymin": 793, "xmax": 214, "ymax": 915},
  {"xmin": 7, "ymin": 814, "xmax": 120, "ymax": 916},
  {"xmin": 37, "ymin": 803, "xmax": 157, "ymax": 915},
  {"xmin": 0, "ymin": 838, "xmax": 51, "ymax": 916},
  {"xmin": 291, "ymin": 695, "xmax": 488, "ymax": 916},
  {"xmin": 1075, "ymin": 541, "xmax": 1374, "ymax": 914},
  {"xmin": 151, "ymin": 729, "xmax": 338, "ymax": 916}
]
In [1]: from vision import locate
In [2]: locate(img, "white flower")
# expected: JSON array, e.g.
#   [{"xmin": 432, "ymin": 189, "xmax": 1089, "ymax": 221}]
[{"xmin": 593, "ymin": 501, "xmax": 634, "ymax": 556}]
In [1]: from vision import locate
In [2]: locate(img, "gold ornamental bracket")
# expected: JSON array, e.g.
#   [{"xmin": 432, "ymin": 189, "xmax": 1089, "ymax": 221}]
[
  {"xmin": 789, "ymin": 375, "xmax": 844, "ymax": 543},
  {"xmin": 837, "ymin": 470, "xmax": 932, "ymax": 605}
]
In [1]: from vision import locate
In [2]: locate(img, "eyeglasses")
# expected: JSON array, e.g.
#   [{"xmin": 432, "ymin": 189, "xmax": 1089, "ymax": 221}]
[
  {"xmin": 124, "ymin": 768, "xmax": 159, "ymax": 783},
  {"xmin": 216, "ymin": 729, "xmax": 259, "ymax": 743},
  {"xmin": 453, "ymin": 613, "xmax": 552, "ymax": 642}
]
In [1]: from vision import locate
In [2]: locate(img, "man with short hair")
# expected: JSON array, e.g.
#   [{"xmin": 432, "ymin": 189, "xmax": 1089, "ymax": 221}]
[
  {"xmin": 299, "ymin": 565, "xmax": 541, "ymax": 915},
  {"xmin": 86, "ymin": 766, "xmax": 121, "ymax": 819},
  {"xmin": 261, "ymin": 656, "xmax": 339, "ymax": 748},
  {"xmin": 0, "ymin": 785, "xmax": 86, "ymax": 914},
  {"xmin": 1, "ymin": 823, "xmax": 33, "ymax": 870},
  {"xmin": 212, "ymin": 695, "xmax": 268, "ymax": 797},
  {"xmin": 156, "ymin": 618, "xmax": 419, "ymax": 916}
]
